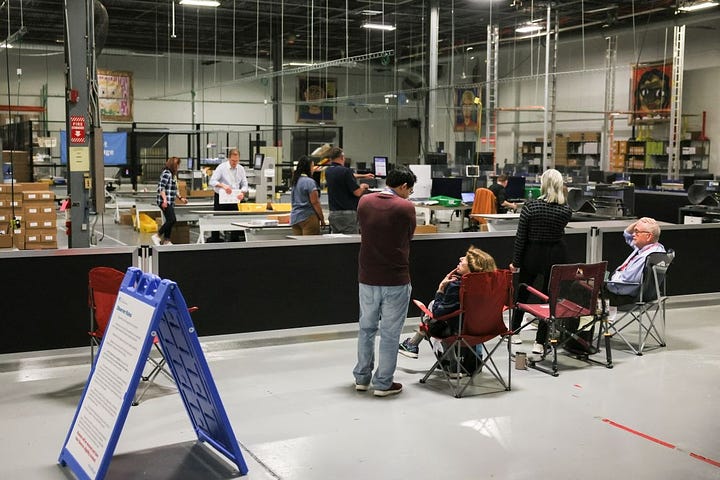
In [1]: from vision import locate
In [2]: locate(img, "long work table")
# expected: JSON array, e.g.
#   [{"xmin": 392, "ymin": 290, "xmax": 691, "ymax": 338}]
[{"xmin": 192, "ymin": 209, "xmax": 291, "ymax": 243}]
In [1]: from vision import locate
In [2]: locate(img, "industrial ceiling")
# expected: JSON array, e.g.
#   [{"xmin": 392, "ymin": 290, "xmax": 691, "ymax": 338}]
[{"xmin": 4, "ymin": 0, "xmax": 712, "ymax": 65}]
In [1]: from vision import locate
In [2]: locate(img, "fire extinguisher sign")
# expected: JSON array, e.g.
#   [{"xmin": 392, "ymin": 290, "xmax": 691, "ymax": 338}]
[{"xmin": 70, "ymin": 116, "xmax": 85, "ymax": 144}]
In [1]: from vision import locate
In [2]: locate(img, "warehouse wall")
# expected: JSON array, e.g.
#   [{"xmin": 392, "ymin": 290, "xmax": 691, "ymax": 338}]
[{"xmin": 0, "ymin": 18, "xmax": 717, "ymax": 173}]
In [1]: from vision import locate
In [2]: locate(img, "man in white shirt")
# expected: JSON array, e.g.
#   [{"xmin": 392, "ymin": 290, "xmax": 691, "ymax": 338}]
[{"xmin": 208, "ymin": 148, "xmax": 249, "ymax": 242}]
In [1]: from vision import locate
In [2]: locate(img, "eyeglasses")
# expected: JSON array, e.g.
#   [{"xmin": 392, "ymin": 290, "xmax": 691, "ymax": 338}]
[{"xmin": 633, "ymin": 229, "xmax": 650, "ymax": 235}]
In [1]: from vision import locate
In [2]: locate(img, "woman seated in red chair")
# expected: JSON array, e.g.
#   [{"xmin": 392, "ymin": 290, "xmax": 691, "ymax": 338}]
[{"xmin": 398, "ymin": 245, "xmax": 497, "ymax": 359}]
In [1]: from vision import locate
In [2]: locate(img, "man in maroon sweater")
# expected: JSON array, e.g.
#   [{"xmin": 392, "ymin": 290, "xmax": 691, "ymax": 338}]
[{"xmin": 353, "ymin": 167, "xmax": 417, "ymax": 397}]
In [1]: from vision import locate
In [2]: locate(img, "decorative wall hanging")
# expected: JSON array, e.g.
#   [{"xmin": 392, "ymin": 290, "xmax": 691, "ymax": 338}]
[
  {"xmin": 98, "ymin": 69, "xmax": 134, "ymax": 122},
  {"xmin": 297, "ymin": 77, "xmax": 336, "ymax": 123}
]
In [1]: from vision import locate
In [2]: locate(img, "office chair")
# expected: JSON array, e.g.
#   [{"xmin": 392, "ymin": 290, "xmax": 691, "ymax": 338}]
[
  {"xmin": 419, "ymin": 270, "xmax": 514, "ymax": 398},
  {"xmin": 606, "ymin": 250, "xmax": 675, "ymax": 355},
  {"xmin": 515, "ymin": 261, "xmax": 612, "ymax": 377},
  {"xmin": 468, "ymin": 188, "xmax": 497, "ymax": 231}
]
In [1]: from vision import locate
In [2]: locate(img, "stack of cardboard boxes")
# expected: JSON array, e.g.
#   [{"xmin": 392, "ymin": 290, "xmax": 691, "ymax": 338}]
[
  {"xmin": 0, "ymin": 182, "xmax": 57, "ymax": 249},
  {"xmin": 611, "ymin": 140, "xmax": 627, "ymax": 172}
]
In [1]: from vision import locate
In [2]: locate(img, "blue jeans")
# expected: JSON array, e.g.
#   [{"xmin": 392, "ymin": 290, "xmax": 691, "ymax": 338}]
[{"xmin": 353, "ymin": 283, "xmax": 412, "ymax": 390}]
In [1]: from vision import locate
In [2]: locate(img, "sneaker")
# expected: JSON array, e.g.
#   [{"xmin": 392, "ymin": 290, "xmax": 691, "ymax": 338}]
[
  {"xmin": 355, "ymin": 383, "xmax": 369, "ymax": 392},
  {"xmin": 398, "ymin": 338, "xmax": 419, "ymax": 359},
  {"xmin": 511, "ymin": 335, "xmax": 523, "ymax": 345},
  {"xmin": 373, "ymin": 382, "xmax": 403, "ymax": 397},
  {"xmin": 151, "ymin": 234, "xmax": 161, "ymax": 246},
  {"xmin": 532, "ymin": 342, "xmax": 545, "ymax": 354}
]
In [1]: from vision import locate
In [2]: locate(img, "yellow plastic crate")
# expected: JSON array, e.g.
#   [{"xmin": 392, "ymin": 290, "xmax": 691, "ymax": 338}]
[
  {"xmin": 138, "ymin": 213, "xmax": 158, "ymax": 233},
  {"xmin": 268, "ymin": 203, "xmax": 291, "ymax": 212},
  {"xmin": 237, "ymin": 203, "xmax": 268, "ymax": 212}
]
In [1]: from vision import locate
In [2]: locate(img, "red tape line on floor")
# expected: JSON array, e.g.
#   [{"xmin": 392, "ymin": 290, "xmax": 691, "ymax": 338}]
[
  {"xmin": 602, "ymin": 418, "xmax": 676, "ymax": 449},
  {"xmin": 603, "ymin": 418, "xmax": 720, "ymax": 468}
]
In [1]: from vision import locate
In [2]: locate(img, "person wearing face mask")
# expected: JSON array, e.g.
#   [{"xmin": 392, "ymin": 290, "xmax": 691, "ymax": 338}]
[{"xmin": 208, "ymin": 148, "xmax": 248, "ymax": 242}]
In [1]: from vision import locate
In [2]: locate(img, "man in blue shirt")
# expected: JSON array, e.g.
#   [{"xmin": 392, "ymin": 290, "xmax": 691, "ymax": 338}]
[
  {"xmin": 324, "ymin": 147, "xmax": 368, "ymax": 234},
  {"xmin": 605, "ymin": 217, "xmax": 666, "ymax": 304}
]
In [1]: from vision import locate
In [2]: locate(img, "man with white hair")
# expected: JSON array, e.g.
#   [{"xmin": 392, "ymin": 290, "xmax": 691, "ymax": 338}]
[{"xmin": 606, "ymin": 217, "xmax": 666, "ymax": 304}]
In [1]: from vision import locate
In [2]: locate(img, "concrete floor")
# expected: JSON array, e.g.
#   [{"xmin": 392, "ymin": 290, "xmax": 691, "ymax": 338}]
[{"xmin": 1, "ymin": 302, "xmax": 719, "ymax": 479}]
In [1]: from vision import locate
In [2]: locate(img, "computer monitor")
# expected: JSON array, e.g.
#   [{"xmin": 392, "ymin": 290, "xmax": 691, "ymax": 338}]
[
  {"xmin": 425, "ymin": 152, "xmax": 448, "ymax": 165},
  {"xmin": 431, "ymin": 177, "xmax": 463, "ymax": 200},
  {"xmin": 476, "ymin": 152, "xmax": 494, "ymax": 169},
  {"xmin": 187, "ymin": 157, "xmax": 194, "ymax": 170},
  {"xmin": 373, "ymin": 156, "xmax": 388, "ymax": 178},
  {"xmin": 588, "ymin": 169, "xmax": 605, "ymax": 183},
  {"xmin": 465, "ymin": 165, "xmax": 480, "ymax": 177},
  {"xmin": 505, "ymin": 176, "xmax": 526, "ymax": 200},
  {"xmin": 253, "ymin": 152, "xmax": 265, "ymax": 170}
]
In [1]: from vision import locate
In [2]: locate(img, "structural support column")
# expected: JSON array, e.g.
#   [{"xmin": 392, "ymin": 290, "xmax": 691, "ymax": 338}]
[
  {"xmin": 426, "ymin": 0, "xmax": 439, "ymax": 154},
  {"xmin": 668, "ymin": 25, "xmax": 685, "ymax": 180},
  {"xmin": 602, "ymin": 35, "xmax": 618, "ymax": 172},
  {"xmin": 541, "ymin": 4, "xmax": 552, "ymax": 170},
  {"xmin": 272, "ymin": 19, "xmax": 282, "ymax": 148},
  {"xmin": 64, "ymin": 0, "xmax": 94, "ymax": 248}
]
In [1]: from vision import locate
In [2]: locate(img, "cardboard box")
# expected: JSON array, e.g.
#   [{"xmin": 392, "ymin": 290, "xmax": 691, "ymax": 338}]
[
  {"xmin": 23, "ymin": 204, "xmax": 54, "ymax": 215},
  {"xmin": 0, "ymin": 197, "xmax": 21, "ymax": 208},
  {"xmin": 169, "ymin": 221, "xmax": 190, "ymax": 244},
  {"xmin": 22, "ymin": 191, "xmax": 55, "ymax": 202},
  {"xmin": 119, "ymin": 213, "xmax": 134, "ymax": 226},
  {"xmin": 16, "ymin": 182, "xmax": 49, "ymax": 192},
  {"xmin": 12, "ymin": 223, "xmax": 23, "ymax": 249},
  {"xmin": 0, "ymin": 208, "xmax": 11, "ymax": 222},
  {"xmin": 178, "ymin": 181, "xmax": 188, "ymax": 199},
  {"xmin": 24, "ymin": 241, "xmax": 57, "ymax": 250},
  {"xmin": 188, "ymin": 189, "xmax": 215, "ymax": 198},
  {"xmin": 25, "ymin": 229, "xmax": 57, "ymax": 244},
  {"xmin": 267, "ymin": 214, "xmax": 291, "ymax": 224},
  {"xmin": 24, "ymin": 213, "xmax": 56, "ymax": 229},
  {"xmin": 414, "ymin": 224, "xmax": 438, "ymax": 234}
]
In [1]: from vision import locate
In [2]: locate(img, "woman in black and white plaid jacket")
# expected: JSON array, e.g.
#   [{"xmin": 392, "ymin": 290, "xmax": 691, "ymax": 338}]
[{"xmin": 509, "ymin": 169, "xmax": 573, "ymax": 354}]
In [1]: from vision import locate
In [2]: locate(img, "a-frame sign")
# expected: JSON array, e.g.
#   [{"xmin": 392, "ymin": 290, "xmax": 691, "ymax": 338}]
[{"xmin": 59, "ymin": 268, "xmax": 248, "ymax": 479}]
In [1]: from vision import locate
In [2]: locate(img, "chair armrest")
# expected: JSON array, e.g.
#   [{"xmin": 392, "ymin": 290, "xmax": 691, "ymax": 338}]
[
  {"xmin": 520, "ymin": 283, "xmax": 549, "ymax": 302},
  {"xmin": 412, "ymin": 299, "xmax": 432, "ymax": 318},
  {"xmin": 434, "ymin": 309, "xmax": 462, "ymax": 323}
]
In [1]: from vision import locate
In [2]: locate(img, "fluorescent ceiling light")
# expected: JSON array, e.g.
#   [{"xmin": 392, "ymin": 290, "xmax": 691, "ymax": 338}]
[
  {"xmin": 516, "ymin": 23, "xmax": 543, "ymax": 33},
  {"xmin": 362, "ymin": 23, "xmax": 396, "ymax": 31},
  {"xmin": 179, "ymin": 0, "xmax": 220, "ymax": 7},
  {"xmin": 284, "ymin": 62, "xmax": 314, "ymax": 67},
  {"xmin": 678, "ymin": 1, "xmax": 719, "ymax": 11},
  {"xmin": 361, "ymin": 9, "xmax": 383, "ymax": 16},
  {"xmin": 0, "ymin": 42, "xmax": 13, "ymax": 49}
]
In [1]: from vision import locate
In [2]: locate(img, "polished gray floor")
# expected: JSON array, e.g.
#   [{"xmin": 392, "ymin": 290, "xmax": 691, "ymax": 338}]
[{"xmin": 1, "ymin": 301, "xmax": 719, "ymax": 479}]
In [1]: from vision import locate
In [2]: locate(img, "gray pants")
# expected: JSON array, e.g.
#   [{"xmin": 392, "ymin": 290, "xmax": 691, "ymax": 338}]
[{"xmin": 329, "ymin": 210, "xmax": 359, "ymax": 234}]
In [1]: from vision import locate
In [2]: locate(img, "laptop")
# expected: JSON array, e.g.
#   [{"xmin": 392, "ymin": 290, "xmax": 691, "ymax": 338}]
[{"xmin": 461, "ymin": 192, "xmax": 475, "ymax": 204}]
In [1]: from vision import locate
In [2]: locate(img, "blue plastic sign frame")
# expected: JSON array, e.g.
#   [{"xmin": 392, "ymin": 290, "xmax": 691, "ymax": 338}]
[{"xmin": 59, "ymin": 268, "xmax": 248, "ymax": 479}]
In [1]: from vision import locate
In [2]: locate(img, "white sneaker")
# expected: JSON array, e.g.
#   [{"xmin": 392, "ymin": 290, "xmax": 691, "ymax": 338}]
[
  {"xmin": 511, "ymin": 335, "xmax": 522, "ymax": 345},
  {"xmin": 151, "ymin": 234, "xmax": 161, "ymax": 245},
  {"xmin": 532, "ymin": 342, "xmax": 544, "ymax": 354}
]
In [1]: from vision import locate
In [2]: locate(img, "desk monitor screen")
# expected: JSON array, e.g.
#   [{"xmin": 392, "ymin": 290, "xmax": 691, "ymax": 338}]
[
  {"xmin": 431, "ymin": 177, "xmax": 463, "ymax": 200},
  {"xmin": 465, "ymin": 165, "xmax": 480, "ymax": 177},
  {"xmin": 253, "ymin": 153, "xmax": 265, "ymax": 170},
  {"xmin": 426, "ymin": 152, "xmax": 448, "ymax": 165},
  {"xmin": 187, "ymin": 157, "xmax": 194, "ymax": 170},
  {"xmin": 373, "ymin": 156, "xmax": 388, "ymax": 178},
  {"xmin": 461, "ymin": 192, "xmax": 475, "ymax": 204},
  {"xmin": 505, "ymin": 176, "xmax": 526, "ymax": 200},
  {"xmin": 476, "ymin": 152, "xmax": 494, "ymax": 169}
]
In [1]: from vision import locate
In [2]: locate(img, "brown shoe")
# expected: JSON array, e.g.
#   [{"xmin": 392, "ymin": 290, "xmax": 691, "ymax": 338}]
[{"xmin": 373, "ymin": 382, "xmax": 403, "ymax": 397}]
